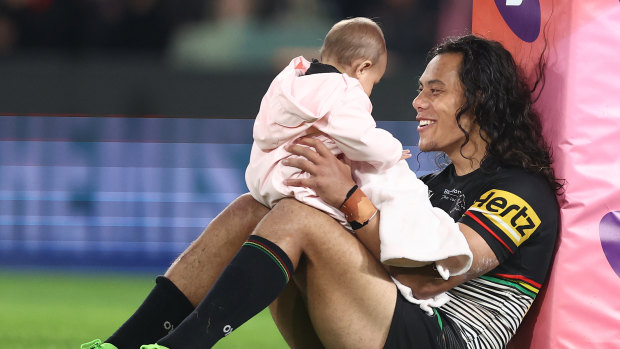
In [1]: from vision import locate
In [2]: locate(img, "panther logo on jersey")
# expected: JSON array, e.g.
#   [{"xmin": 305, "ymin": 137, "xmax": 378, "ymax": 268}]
[{"xmin": 468, "ymin": 189, "xmax": 541, "ymax": 246}]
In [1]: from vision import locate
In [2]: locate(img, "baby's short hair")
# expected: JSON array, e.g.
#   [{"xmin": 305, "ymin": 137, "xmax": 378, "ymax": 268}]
[{"xmin": 320, "ymin": 17, "xmax": 386, "ymax": 67}]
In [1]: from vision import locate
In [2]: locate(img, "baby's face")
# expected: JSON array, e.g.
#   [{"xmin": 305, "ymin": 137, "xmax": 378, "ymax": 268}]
[{"xmin": 357, "ymin": 52, "xmax": 387, "ymax": 97}]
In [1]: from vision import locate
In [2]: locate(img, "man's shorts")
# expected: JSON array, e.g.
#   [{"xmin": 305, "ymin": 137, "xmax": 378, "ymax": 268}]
[{"xmin": 384, "ymin": 290, "xmax": 467, "ymax": 349}]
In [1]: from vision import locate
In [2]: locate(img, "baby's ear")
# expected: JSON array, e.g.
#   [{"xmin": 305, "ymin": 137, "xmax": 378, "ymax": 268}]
[
  {"xmin": 352, "ymin": 59, "xmax": 373, "ymax": 77},
  {"xmin": 359, "ymin": 59, "xmax": 373, "ymax": 71}
]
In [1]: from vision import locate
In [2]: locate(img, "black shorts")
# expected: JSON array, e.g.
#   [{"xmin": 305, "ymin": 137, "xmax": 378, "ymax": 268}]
[{"xmin": 384, "ymin": 290, "xmax": 467, "ymax": 349}]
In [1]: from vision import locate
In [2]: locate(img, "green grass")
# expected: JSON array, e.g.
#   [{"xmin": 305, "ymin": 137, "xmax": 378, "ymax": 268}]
[{"xmin": 0, "ymin": 269, "xmax": 288, "ymax": 349}]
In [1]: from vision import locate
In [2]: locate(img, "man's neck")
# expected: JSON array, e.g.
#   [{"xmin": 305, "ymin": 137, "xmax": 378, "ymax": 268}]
[
  {"xmin": 447, "ymin": 124, "xmax": 488, "ymax": 176},
  {"xmin": 447, "ymin": 142, "xmax": 486, "ymax": 176},
  {"xmin": 450, "ymin": 156, "xmax": 482, "ymax": 176}
]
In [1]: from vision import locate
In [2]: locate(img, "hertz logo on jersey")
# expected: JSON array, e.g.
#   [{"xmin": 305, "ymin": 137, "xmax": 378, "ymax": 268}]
[{"xmin": 468, "ymin": 189, "xmax": 541, "ymax": 246}]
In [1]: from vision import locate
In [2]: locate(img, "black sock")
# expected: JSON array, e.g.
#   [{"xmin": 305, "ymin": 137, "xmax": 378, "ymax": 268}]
[
  {"xmin": 157, "ymin": 235, "xmax": 294, "ymax": 349},
  {"xmin": 106, "ymin": 276, "xmax": 195, "ymax": 349}
]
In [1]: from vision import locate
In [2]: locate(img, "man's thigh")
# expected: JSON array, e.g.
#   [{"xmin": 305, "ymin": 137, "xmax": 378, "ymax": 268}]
[{"xmin": 266, "ymin": 199, "xmax": 398, "ymax": 349}]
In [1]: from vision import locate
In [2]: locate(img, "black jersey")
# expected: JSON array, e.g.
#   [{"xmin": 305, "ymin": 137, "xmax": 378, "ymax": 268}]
[{"xmin": 420, "ymin": 157, "xmax": 559, "ymax": 349}]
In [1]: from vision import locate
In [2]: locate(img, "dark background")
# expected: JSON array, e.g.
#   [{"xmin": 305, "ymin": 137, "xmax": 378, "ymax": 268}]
[{"xmin": 0, "ymin": 0, "xmax": 472, "ymax": 120}]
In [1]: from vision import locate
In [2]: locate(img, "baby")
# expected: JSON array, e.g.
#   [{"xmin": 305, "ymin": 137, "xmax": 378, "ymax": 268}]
[
  {"xmin": 246, "ymin": 17, "xmax": 407, "ymax": 227},
  {"xmin": 246, "ymin": 17, "xmax": 472, "ymax": 282}
]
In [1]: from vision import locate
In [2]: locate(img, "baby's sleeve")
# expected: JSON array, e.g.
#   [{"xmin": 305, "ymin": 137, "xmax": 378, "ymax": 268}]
[{"xmin": 321, "ymin": 90, "xmax": 403, "ymax": 171}]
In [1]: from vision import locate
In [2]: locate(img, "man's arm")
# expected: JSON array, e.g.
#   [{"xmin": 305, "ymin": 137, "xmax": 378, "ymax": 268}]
[
  {"xmin": 283, "ymin": 137, "xmax": 499, "ymax": 298},
  {"xmin": 353, "ymin": 212, "xmax": 498, "ymax": 299},
  {"xmin": 387, "ymin": 224, "xmax": 498, "ymax": 299}
]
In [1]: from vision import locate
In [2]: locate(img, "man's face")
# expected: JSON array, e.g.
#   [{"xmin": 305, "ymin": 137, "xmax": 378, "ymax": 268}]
[{"xmin": 413, "ymin": 53, "xmax": 476, "ymax": 157}]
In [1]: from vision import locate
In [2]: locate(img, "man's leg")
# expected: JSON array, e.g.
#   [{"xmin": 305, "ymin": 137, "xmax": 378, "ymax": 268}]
[
  {"xmin": 165, "ymin": 194, "xmax": 270, "ymax": 306},
  {"xmin": 97, "ymin": 194, "xmax": 269, "ymax": 349},
  {"xmin": 265, "ymin": 199, "xmax": 397, "ymax": 349},
  {"xmin": 154, "ymin": 198, "xmax": 397, "ymax": 349},
  {"xmin": 269, "ymin": 258, "xmax": 325, "ymax": 349}
]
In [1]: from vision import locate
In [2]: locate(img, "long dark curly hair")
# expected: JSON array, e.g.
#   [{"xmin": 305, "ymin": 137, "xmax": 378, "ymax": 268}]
[{"xmin": 429, "ymin": 34, "xmax": 563, "ymax": 193}]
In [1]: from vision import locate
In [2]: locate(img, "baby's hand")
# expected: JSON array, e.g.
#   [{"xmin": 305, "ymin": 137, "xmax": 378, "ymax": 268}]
[{"xmin": 400, "ymin": 149, "xmax": 412, "ymax": 160}]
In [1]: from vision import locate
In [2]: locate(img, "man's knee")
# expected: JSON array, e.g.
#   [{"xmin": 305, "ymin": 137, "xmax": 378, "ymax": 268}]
[
  {"xmin": 270, "ymin": 199, "xmax": 335, "ymax": 231},
  {"xmin": 225, "ymin": 193, "xmax": 270, "ymax": 224},
  {"xmin": 261, "ymin": 199, "xmax": 349, "ymax": 255},
  {"xmin": 230, "ymin": 192, "xmax": 266, "ymax": 212}
]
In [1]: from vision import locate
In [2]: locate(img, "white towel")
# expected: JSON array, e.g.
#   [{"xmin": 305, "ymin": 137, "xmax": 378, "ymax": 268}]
[
  {"xmin": 354, "ymin": 160, "xmax": 473, "ymax": 276},
  {"xmin": 392, "ymin": 277, "xmax": 451, "ymax": 316},
  {"xmin": 352, "ymin": 160, "xmax": 473, "ymax": 313}
]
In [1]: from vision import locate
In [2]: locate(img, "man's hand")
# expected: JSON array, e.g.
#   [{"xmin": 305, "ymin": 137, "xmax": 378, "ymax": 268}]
[{"xmin": 283, "ymin": 136, "xmax": 357, "ymax": 208}]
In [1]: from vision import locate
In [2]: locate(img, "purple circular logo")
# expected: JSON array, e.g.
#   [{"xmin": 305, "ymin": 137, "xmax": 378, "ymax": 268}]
[
  {"xmin": 494, "ymin": 0, "xmax": 541, "ymax": 42},
  {"xmin": 600, "ymin": 211, "xmax": 620, "ymax": 278}
]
